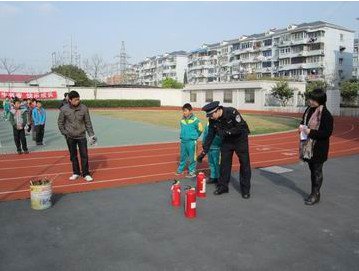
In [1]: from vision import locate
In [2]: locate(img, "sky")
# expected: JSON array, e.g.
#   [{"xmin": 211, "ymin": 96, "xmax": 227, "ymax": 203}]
[{"xmin": 1, "ymin": 1, "xmax": 359, "ymax": 73}]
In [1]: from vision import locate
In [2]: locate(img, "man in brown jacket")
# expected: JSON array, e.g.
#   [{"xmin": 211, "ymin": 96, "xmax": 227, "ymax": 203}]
[{"xmin": 58, "ymin": 91, "xmax": 97, "ymax": 182}]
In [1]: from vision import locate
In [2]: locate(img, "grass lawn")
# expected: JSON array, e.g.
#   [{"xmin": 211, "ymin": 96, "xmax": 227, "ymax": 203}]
[{"xmin": 93, "ymin": 110, "xmax": 300, "ymax": 135}]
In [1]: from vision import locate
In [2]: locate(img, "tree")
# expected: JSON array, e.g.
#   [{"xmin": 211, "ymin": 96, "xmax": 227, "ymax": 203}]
[
  {"xmin": 84, "ymin": 55, "xmax": 108, "ymax": 99},
  {"xmin": 270, "ymin": 80, "xmax": 294, "ymax": 107},
  {"xmin": 51, "ymin": 64, "xmax": 92, "ymax": 87},
  {"xmin": 0, "ymin": 58, "xmax": 23, "ymax": 75},
  {"xmin": 305, "ymin": 80, "xmax": 328, "ymax": 99},
  {"xmin": 340, "ymin": 80, "xmax": 359, "ymax": 105},
  {"xmin": 161, "ymin": 77, "xmax": 183, "ymax": 89}
]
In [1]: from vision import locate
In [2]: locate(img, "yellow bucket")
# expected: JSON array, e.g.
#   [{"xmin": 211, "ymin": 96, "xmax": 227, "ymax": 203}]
[{"xmin": 30, "ymin": 182, "xmax": 52, "ymax": 210}]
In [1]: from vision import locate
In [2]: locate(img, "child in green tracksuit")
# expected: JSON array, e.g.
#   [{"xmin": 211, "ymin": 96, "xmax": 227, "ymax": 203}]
[
  {"xmin": 202, "ymin": 122, "xmax": 222, "ymax": 184},
  {"xmin": 177, "ymin": 103, "xmax": 203, "ymax": 178}
]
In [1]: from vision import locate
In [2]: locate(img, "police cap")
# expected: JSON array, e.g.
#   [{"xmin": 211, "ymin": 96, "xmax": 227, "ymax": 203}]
[{"xmin": 202, "ymin": 101, "xmax": 220, "ymax": 117}]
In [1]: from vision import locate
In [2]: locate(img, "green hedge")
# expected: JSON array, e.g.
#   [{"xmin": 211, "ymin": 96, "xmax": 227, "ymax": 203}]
[{"xmin": 0, "ymin": 99, "xmax": 161, "ymax": 109}]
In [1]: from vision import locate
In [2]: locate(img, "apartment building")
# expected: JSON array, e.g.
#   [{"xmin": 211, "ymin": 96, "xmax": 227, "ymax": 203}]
[
  {"xmin": 188, "ymin": 21, "xmax": 354, "ymax": 87},
  {"xmin": 136, "ymin": 51, "xmax": 188, "ymax": 86},
  {"xmin": 353, "ymin": 39, "xmax": 358, "ymax": 79},
  {"xmin": 187, "ymin": 41, "xmax": 232, "ymax": 85}
]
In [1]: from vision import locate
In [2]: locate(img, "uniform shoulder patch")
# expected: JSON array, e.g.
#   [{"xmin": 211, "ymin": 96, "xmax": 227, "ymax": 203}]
[{"xmin": 235, "ymin": 114, "xmax": 241, "ymax": 123}]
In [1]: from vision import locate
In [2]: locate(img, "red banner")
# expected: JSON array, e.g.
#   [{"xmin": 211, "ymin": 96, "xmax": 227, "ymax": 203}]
[{"xmin": 0, "ymin": 91, "xmax": 57, "ymax": 100}]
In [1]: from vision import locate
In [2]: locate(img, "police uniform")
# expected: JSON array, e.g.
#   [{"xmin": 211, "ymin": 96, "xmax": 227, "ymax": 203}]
[{"xmin": 199, "ymin": 101, "xmax": 251, "ymax": 198}]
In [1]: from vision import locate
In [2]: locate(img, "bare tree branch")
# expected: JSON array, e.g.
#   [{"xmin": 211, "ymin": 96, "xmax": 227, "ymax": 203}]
[
  {"xmin": 0, "ymin": 58, "xmax": 23, "ymax": 75},
  {"xmin": 83, "ymin": 54, "xmax": 108, "ymax": 99}
]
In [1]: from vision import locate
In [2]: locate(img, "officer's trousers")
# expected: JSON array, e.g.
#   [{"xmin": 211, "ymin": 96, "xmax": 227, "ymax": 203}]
[{"xmin": 218, "ymin": 134, "xmax": 251, "ymax": 193}]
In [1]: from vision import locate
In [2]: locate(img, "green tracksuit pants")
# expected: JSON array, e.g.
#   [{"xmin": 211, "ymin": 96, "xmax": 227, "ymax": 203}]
[
  {"xmin": 177, "ymin": 140, "xmax": 197, "ymax": 174},
  {"xmin": 208, "ymin": 148, "xmax": 220, "ymax": 179}
]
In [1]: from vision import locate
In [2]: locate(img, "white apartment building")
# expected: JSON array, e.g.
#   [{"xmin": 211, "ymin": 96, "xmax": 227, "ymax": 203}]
[
  {"xmin": 136, "ymin": 51, "xmax": 188, "ymax": 86},
  {"xmin": 353, "ymin": 39, "xmax": 358, "ymax": 79},
  {"xmin": 187, "ymin": 41, "xmax": 232, "ymax": 85},
  {"xmin": 188, "ymin": 21, "xmax": 354, "ymax": 87}
]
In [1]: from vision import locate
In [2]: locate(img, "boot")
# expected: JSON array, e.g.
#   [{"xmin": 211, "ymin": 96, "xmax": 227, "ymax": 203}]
[{"xmin": 213, "ymin": 185, "xmax": 229, "ymax": 195}]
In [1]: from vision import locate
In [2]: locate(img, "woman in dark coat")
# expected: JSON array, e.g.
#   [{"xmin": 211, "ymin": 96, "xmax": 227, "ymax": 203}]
[{"xmin": 299, "ymin": 88, "xmax": 334, "ymax": 206}]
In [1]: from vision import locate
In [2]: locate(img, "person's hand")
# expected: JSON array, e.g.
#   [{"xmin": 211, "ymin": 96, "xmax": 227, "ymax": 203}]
[
  {"xmin": 196, "ymin": 151, "xmax": 206, "ymax": 163},
  {"xmin": 89, "ymin": 135, "xmax": 98, "ymax": 145},
  {"xmin": 304, "ymin": 128, "xmax": 311, "ymax": 135}
]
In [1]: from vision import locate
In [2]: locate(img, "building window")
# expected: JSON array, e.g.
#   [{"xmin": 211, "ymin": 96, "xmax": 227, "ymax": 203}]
[
  {"xmin": 340, "ymin": 34, "xmax": 344, "ymax": 42},
  {"xmin": 205, "ymin": 91, "xmax": 213, "ymax": 102},
  {"xmin": 190, "ymin": 91, "xmax": 197, "ymax": 102},
  {"xmin": 264, "ymin": 39, "xmax": 272, "ymax": 46},
  {"xmin": 223, "ymin": 91, "xmax": 233, "ymax": 103},
  {"xmin": 339, "ymin": 58, "xmax": 343, "ymax": 66},
  {"xmin": 338, "ymin": 70, "xmax": 344, "ymax": 79},
  {"xmin": 262, "ymin": 61, "xmax": 272, "ymax": 68},
  {"xmin": 263, "ymin": 50, "xmax": 272, "ymax": 57},
  {"xmin": 245, "ymin": 89, "xmax": 255, "ymax": 103},
  {"xmin": 280, "ymin": 47, "xmax": 291, "ymax": 54}
]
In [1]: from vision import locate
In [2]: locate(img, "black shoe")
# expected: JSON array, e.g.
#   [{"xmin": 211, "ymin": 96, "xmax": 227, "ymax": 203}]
[
  {"xmin": 17, "ymin": 150, "xmax": 22, "ymax": 155},
  {"xmin": 23, "ymin": 150, "xmax": 29, "ymax": 154},
  {"xmin": 213, "ymin": 186, "xmax": 229, "ymax": 195},
  {"xmin": 305, "ymin": 193, "xmax": 320, "ymax": 206},
  {"xmin": 206, "ymin": 178, "xmax": 218, "ymax": 184},
  {"xmin": 242, "ymin": 193, "xmax": 250, "ymax": 199}
]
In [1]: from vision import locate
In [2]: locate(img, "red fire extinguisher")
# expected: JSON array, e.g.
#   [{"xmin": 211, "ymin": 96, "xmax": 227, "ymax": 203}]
[
  {"xmin": 196, "ymin": 172, "xmax": 206, "ymax": 198},
  {"xmin": 171, "ymin": 180, "xmax": 181, "ymax": 207},
  {"xmin": 184, "ymin": 186, "xmax": 197, "ymax": 219}
]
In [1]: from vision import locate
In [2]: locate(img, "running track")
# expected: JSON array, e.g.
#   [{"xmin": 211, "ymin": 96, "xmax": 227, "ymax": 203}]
[{"xmin": 0, "ymin": 115, "xmax": 358, "ymax": 201}]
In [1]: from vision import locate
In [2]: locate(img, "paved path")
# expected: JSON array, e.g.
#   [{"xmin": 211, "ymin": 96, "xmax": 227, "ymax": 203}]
[{"xmin": 1, "ymin": 155, "xmax": 358, "ymax": 271}]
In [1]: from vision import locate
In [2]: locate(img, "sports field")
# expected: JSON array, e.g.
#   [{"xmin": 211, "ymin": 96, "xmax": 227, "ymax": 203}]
[
  {"xmin": 0, "ymin": 109, "xmax": 300, "ymax": 154},
  {"xmin": 94, "ymin": 109, "xmax": 300, "ymax": 135}
]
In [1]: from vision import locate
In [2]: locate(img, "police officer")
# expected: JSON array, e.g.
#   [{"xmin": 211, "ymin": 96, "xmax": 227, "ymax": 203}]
[{"xmin": 197, "ymin": 101, "xmax": 251, "ymax": 199}]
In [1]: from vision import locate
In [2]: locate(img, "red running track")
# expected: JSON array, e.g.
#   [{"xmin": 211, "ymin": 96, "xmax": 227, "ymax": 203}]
[{"xmin": 0, "ymin": 116, "xmax": 358, "ymax": 201}]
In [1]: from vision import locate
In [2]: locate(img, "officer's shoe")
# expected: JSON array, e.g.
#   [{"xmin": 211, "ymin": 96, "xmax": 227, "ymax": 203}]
[
  {"xmin": 213, "ymin": 186, "xmax": 229, "ymax": 195},
  {"xmin": 206, "ymin": 178, "xmax": 218, "ymax": 184},
  {"xmin": 304, "ymin": 193, "xmax": 320, "ymax": 206}
]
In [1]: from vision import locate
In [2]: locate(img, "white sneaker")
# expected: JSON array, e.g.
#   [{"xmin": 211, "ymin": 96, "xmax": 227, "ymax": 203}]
[
  {"xmin": 84, "ymin": 175, "xmax": 93, "ymax": 182},
  {"xmin": 69, "ymin": 174, "xmax": 80, "ymax": 181}
]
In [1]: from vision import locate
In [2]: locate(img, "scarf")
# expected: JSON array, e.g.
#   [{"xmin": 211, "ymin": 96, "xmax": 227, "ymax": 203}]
[{"xmin": 299, "ymin": 105, "xmax": 323, "ymax": 160}]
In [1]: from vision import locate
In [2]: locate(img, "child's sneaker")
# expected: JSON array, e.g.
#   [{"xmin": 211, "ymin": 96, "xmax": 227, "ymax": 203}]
[
  {"xmin": 175, "ymin": 171, "xmax": 183, "ymax": 176},
  {"xmin": 84, "ymin": 175, "xmax": 93, "ymax": 182},
  {"xmin": 186, "ymin": 172, "xmax": 196, "ymax": 178},
  {"xmin": 69, "ymin": 174, "xmax": 80, "ymax": 181}
]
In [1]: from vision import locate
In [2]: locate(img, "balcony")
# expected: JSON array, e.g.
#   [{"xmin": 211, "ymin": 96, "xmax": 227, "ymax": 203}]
[
  {"xmin": 291, "ymin": 39, "xmax": 307, "ymax": 45},
  {"xmin": 302, "ymin": 50, "xmax": 325, "ymax": 57},
  {"xmin": 278, "ymin": 63, "xmax": 305, "ymax": 71},
  {"xmin": 257, "ymin": 67, "xmax": 273, "ymax": 74},
  {"xmin": 301, "ymin": 62, "xmax": 324, "ymax": 70},
  {"xmin": 307, "ymin": 36, "xmax": 324, "ymax": 44},
  {"xmin": 279, "ymin": 62, "xmax": 323, "ymax": 71},
  {"xmin": 277, "ymin": 40, "xmax": 292, "ymax": 47},
  {"xmin": 231, "ymin": 49, "xmax": 242, "ymax": 55}
]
